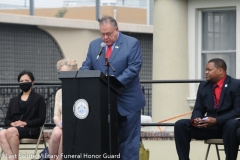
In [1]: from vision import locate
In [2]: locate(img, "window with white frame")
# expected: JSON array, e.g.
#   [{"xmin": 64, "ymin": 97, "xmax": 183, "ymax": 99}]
[{"xmin": 201, "ymin": 10, "xmax": 236, "ymax": 78}]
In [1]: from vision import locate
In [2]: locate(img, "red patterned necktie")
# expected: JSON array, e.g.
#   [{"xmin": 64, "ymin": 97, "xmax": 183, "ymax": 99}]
[
  {"xmin": 106, "ymin": 45, "xmax": 112, "ymax": 60},
  {"xmin": 213, "ymin": 84, "xmax": 218, "ymax": 109}
]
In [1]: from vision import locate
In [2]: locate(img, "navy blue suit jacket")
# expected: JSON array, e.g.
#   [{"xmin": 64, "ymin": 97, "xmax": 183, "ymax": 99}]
[
  {"xmin": 191, "ymin": 75, "xmax": 240, "ymax": 126},
  {"xmin": 81, "ymin": 32, "xmax": 146, "ymax": 116}
]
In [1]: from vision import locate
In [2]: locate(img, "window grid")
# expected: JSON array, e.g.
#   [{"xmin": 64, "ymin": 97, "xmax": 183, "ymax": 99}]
[{"xmin": 201, "ymin": 10, "xmax": 236, "ymax": 78}]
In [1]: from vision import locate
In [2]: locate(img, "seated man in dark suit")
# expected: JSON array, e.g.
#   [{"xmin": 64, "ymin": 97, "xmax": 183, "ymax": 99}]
[{"xmin": 174, "ymin": 58, "xmax": 240, "ymax": 160}]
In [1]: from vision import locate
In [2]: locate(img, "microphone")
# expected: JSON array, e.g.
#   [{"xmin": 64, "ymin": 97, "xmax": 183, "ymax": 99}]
[{"xmin": 96, "ymin": 42, "xmax": 106, "ymax": 59}]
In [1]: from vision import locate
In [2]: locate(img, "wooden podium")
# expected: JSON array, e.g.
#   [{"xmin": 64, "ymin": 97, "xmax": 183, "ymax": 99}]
[{"xmin": 59, "ymin": 70, "xmax": 122, "ymax": 160}]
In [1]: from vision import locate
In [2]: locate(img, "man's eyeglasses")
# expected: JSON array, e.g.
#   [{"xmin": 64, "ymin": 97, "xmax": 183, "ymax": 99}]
[{"xmin": 100, "ymin": 28, "xmax": 115, "ymax": 38}]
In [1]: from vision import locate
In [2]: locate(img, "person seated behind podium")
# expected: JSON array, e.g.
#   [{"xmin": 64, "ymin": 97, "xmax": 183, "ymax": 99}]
[
  {"xmin": 0, "ymin": 70, "xmax": 46, "ymax": 160},
  {"xmin": 174, "ymin": 58, "xmax": 240, "ymax": 160},
  {"xmin": 49, "ymin": 58, "xmax": 78, "ymax": 160}
]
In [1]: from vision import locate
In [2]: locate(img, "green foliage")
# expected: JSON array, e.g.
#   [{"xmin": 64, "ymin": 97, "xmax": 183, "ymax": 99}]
[{"xmin": 56, "ymin": 9, "xmax": 67, "ymax": 18}]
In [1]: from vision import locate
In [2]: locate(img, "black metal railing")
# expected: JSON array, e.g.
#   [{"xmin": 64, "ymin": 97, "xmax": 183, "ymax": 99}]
[
  {"xmin": 0, "ymin": 82, "xmax": 61, "ymax": 126},
  {"xmin": 140, "ymin": 79, "xmax": 205, "ymax": 127},
  {"xmin": 0, "ymin": 79, "xmax": 205, "ymax": 127},
  {"xmin": 0, "ymin": 82, "xmax": 154, "ymax": 125},
  {"xmin": 141, "ymin": 85, "xmax": 152, "ymax": 116}
]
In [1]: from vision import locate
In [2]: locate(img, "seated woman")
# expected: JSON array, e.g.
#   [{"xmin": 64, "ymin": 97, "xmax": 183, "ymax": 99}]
[
  {"xmin": 49, "ymin": 58, "xmax": 78, "ymax": 160},
  {"xmin": 0, "ymin": 70, "xmax": 46, "ymax": 160}
]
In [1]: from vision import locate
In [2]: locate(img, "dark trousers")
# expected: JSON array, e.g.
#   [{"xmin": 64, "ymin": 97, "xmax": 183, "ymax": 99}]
[
  {"xmin": 118, "ymin": 110, "xmax": 141, "ymax": 160},
  {"xmin": 174, "ymin": 119, "xmax": 240, "ymax": 160},
  {"xmin": 237, "ymin": 127, "xmax": 240, "ymax": 142}
]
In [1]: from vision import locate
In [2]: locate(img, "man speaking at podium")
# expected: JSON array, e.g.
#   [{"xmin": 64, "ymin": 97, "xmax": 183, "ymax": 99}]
[{"xmin": 80, "ymin": 15, "xmax": 146, "ymax": 160}]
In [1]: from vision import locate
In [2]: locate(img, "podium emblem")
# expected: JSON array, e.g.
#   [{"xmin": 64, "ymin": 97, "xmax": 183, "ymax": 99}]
[{"xmin": 73, "ymin": 99, "xmax": 89, "ymax": 119}]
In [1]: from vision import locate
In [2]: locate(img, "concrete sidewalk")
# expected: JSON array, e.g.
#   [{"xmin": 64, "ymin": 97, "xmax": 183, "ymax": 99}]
[
  {"xmin": 143, "ymin": 140, "xmax": 240, "ymax": 160},
  {"xmin": 0, "ymin": 143, "xmax": 47, "ymax": 160},
  {"xmin": 0, "ymin": 140, "xmax": 239, "ymax": 160}
]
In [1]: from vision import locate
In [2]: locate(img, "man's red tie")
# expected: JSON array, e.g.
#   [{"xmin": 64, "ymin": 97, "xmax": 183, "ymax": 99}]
[
  {"xmin": 213, "ymin": 84, "xmax": 218, "ymax": 109},
  {"xmin": 106, "ymin": 46, "xmax": 112, "ymax": 60}
]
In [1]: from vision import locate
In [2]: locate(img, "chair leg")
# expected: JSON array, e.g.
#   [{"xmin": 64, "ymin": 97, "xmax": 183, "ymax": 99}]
[
  {"xmin": 205, "ymin": 144, "xmax": 211, "ymax": 160},
  {"xmin": 215, "ymin": 144, "xmax": 220, "ymax": 160},
  {"xmin": 42, "ymin": 132, "xmax": 47, "ymax": 148},
  {"xmin": 33, "ymin": 142, "xmax": 41, "ymax": 160},
  {"xmin": 33, "ymin": 127, "xmax": 45, "ymax": 160}
]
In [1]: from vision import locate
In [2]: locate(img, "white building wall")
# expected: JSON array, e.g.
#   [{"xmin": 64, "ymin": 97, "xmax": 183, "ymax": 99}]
[
  {"xmin": 0, "ymin": 13, "xmax": 152, "ymax": 68},
  {"xmin": 152, "ymin": 0, "xmax": 189, "ymax": 122},
  {"xmin": 188, "ymin": 0, "xmax": 240, "ymax": 104}
]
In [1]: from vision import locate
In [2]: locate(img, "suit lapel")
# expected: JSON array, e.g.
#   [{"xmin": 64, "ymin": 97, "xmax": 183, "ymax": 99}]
[
  {"xmin": 217, "ymin": 76, "xmax": 229, "ymax": 110},
  {"xmin": 98, "ymin": 32, "xmax": 123, "ymax": 70},
  {"xmin": 109, "ymin": 32, "xmax": 123, "ymax": 62},
  {"xmin": 99, "ymin": 54, "xmax": 107, "ymax": 68},
  {"xmin": 11, "ymin": 94, "xmax": 21, "ymax": 114},
  {"xmin": 207, "ymin": 84, "xmax": 213, "ymax": 108},
  {"xmin": 25, "ymin": 91, "xmax": 38, "ymax": 116}
]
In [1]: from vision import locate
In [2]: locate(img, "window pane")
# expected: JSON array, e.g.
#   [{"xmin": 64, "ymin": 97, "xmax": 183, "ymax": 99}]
[
  {"xmin": 202, "ymin": 53, "xmax": 236, "ymax": 78},
  {"xmin": 202, "ymin": 10, "xmax": 236, "ymax": 78},
  {"xmin": 220, "ymin": 33, "xmax": 227, "ymax": 50},
  {"xmin": 221, "ymin": 13, "xmax": 228, "ymax": 33},
  {"xmin": 214, "ymin": 33, "xmax": 220, "ymax": 50},
  {"xmin": 208, "ymin": 13, "xmax": 213, "ymax": 32},
  {"xmin": 214, "ymin": 13, "xmax": 220, "ymax": 33},
  {"xmin": 202, "ymin": 10, "xmax": 236, "ymax": 51}
]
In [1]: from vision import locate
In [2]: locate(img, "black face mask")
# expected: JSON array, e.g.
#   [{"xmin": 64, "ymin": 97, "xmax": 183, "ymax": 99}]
[{"xmin": 19, "ymin": 82, "xmax": 32, "ymax": 92}]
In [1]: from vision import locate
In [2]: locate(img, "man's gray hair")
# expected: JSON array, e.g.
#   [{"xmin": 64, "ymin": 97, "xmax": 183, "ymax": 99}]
[{"xmin": 98, "ymin": 15, "xmax": 118, "ymax": 28}]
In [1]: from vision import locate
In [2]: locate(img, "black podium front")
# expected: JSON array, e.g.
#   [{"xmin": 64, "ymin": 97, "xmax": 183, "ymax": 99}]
[{"xmin": 59, "ymin": 70, "xmax": 121, "ymax": 160}]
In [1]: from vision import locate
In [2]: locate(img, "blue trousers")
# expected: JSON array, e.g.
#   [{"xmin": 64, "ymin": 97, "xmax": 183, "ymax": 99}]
[{"xmin": 118, "ymin": 110, "xmax": 141, "ymax": 160}]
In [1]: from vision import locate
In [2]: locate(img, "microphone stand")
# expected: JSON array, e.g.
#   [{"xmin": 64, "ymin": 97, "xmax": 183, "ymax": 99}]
[
  {"xmin": 67, "ymin": 70, "xmax": 79, "ymax": 160},
  {"xmin": 105, "ymin": 58, "xmax": 115, "ymax": 160}
]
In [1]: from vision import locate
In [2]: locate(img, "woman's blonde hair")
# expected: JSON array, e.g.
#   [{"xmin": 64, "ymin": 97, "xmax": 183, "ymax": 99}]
[{"xmin": 56, "ymin": 58, "xmax": 78, "ymax": 71}]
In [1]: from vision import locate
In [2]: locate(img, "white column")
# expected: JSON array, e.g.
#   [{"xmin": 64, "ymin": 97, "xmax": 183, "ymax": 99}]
[{"xmin": 152, "ymin": 0, "xmax": 189, "ymax": 122}]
